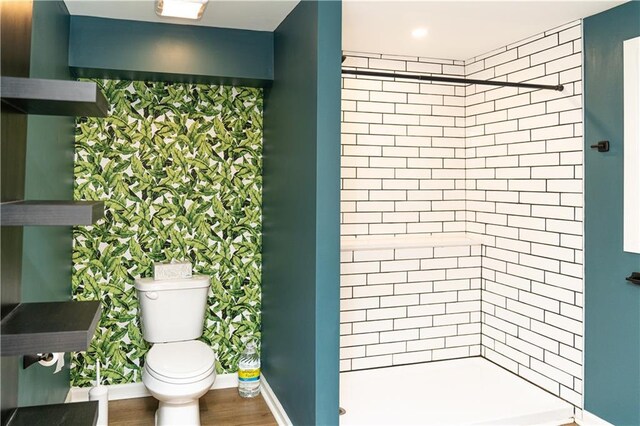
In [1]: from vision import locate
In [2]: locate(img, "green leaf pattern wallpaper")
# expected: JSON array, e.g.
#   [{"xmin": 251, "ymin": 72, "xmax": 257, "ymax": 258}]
[{"xmin": 71, "ymin": 80, "xmax": 263, "ymax": 387}]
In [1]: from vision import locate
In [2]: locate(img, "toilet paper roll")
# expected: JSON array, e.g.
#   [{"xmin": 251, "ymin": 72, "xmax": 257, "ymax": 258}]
[{"xmin": 38, "ymin": 352, "xmax": 65, "ymax": 373}]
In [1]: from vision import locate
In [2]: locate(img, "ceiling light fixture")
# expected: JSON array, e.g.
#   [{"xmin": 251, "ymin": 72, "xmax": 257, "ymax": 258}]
[
  {"xmin": 156, "ymin": 0, "xmax": 208, "ymax": 20},
  {"xmin": 411, "ymin": 27, "xmax": 428, "ymax": 39}
]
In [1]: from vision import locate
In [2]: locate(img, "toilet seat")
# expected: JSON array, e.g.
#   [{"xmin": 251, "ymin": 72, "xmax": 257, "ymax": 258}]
[{"xmin": 145, "ymin": 340, "xmax": 215, "ymax": 385}]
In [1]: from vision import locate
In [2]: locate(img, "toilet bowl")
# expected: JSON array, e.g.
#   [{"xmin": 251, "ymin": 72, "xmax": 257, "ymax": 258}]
[
  {"xmin": 142, "ymin": 341, "xmax": 216, "ymax": 425},
  {"xmin": 135, "ymin": 275, "xmax": 215, "ymax": 426}
]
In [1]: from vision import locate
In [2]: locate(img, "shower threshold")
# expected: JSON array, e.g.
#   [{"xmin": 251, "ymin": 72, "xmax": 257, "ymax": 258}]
[{"xmin": 339, "ymin": 357, "xmax": 574, "ymax": 425}]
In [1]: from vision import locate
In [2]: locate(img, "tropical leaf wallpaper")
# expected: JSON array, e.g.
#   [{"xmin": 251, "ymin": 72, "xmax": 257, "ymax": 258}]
[{"xmin": 71, "ymin": 80, "xmax": 262, "ymax": 387}]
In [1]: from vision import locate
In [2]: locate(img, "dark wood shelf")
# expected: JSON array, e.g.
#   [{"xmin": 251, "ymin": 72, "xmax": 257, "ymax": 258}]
[
  {"xmin": 0, "ymin": 200, "xmax": 104, "ymax": 226},
  {"xmin": 5, "ymin": 401, "xmax": 98, "ymax": 426},
  {"xmin": 1, "ymin": 76, "xmax": 108, "ymax": 117},
  {"xmin": 1, "ymin": 301, "xmax": 101, "ymax": 356}
]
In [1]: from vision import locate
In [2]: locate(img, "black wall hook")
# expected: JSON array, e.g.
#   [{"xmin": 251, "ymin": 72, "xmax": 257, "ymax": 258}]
[{"xmin": 590, "ymin": 141, "xmax": 609, "ymax": 152}]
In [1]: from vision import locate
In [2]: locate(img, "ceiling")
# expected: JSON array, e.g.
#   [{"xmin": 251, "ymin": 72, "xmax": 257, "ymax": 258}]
[
  {"xmin": 342, "ymin": 1, "xmax": 627, "ymax": 60},
  {"xmin": 64, "ymin": 0, "xmax": 300, "ymax": 32},
  {"xmin": 65, "ymin": 0, "xmax": 626, "ymax": 60}
]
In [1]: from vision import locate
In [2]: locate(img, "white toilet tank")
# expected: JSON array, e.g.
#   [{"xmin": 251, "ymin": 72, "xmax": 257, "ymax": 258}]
[{"xmin": 134, "ymin": 275, "xmax": 210, "ymax": 343}]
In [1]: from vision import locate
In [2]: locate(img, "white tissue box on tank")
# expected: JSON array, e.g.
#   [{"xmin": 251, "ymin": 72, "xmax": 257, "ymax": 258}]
[{"xmin": 153, "ymin": 261, "xmax": 193, "ymax": 280}]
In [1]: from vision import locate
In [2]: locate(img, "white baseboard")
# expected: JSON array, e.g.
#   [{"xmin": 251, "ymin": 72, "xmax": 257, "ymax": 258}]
[
  {"xmin": 66, "ymin": 373, "xmax": 237, "ymax": 402},
  {"xmin": 575, "ymin": 410, "xmax": 614, "ymax": 426},
  {"xmin": 261, "ymin": 375, "xmax": 292, "ymax": 426}
]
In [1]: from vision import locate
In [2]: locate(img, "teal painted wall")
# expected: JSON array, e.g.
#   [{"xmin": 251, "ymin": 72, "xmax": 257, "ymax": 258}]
[
  {"xmin": 314, "ymin": 2, "xmax": 341, "ymax": 421},
  {"xmin": 262, "ymin": 1, "xmax": 341, "ymax": 424},
  {"xmin": 19, "ymin": 0, "xmax": 74, "ymax": 406},
  {"xmin": 69, "ymin": 16, "xmax": 273, "ymax": 87},
  {"xmin": 584, "ymin": 2, "xmax": 640, "ymax": 424}
]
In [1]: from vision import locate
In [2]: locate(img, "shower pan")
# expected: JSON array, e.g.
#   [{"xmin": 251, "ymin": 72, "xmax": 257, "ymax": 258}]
[{"xmin": 340, "ymin": 358, "xmax": 573, "ymax": 425}]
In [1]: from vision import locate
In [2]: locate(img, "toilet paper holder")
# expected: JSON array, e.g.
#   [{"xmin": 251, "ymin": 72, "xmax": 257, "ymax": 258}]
[{"xmin": 23, "ymin": 353, "xmax": 54, "ymax": 369}]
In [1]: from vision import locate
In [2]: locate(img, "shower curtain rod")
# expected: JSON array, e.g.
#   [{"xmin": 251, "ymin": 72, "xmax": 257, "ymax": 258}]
[{"xmin": 341, "ymin": 69, "xmax": 564, "ymax": 92}]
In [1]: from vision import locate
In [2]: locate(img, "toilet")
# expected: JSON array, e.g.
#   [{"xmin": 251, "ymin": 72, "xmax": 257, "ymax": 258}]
[{"xmin": 135, "ymin": 275, "xmax": 216, "ymax": 426}]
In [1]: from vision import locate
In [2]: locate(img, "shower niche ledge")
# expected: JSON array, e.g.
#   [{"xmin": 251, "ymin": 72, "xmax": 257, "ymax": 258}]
[{"xmin": 340, "ymin": 233, "xmax": 485, "ymax": 251}]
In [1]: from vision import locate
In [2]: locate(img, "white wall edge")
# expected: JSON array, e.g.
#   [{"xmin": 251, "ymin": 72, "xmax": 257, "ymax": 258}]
[
  {"xmin": 341, "ymin": 232, "xmax": 485, "ymax": 251},
  {"xmin": 575, "ymin": 410, "xmax": 614, "ymax": 426},
  {"xmin": 261, "ymin": 374, "xmax": 293, "ymax": 426},
  {"xmin": 623, "ymin": 36, "xmax": 640, "ymax": 253},
  {"xmin": 66, "ymin": 372, "xmax": 238, "ymax": 403}
]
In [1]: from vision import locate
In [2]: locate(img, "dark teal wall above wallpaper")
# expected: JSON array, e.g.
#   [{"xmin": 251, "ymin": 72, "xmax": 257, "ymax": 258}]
[
  {"xmin": 69, "ymin": 16, "xmax": 273, "ymax": 87},
  {"xmin": 72, "ymin": 80, "xmax": 263, "ymax": 387},
  {"xmin": 262, "ymin": 1, "xmax": 341, "ymax": 425},
  {"xmin": 584, "ymin": 1, "xmax": 640, "ymax": 424},
  {"xmin": 19, "ymin": 0, "xmax": 74, "ymax": 406}
]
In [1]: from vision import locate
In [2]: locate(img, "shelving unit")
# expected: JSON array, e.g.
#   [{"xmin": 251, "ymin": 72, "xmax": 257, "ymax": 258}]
[
  {"xmin": 4, "ymin": 401, "xmax": 98, "ymax": 426},
  {"xmin": 1, "ymin": 7, "xmax": 108, "ymax": 423},
  {"xmin": 1, "ymin": 301, "xmax": 101, "ymax": 356},
  {"xmin": 1, "ymin": 73, "xmax": 107, "ymax": 422},
  {"xmin": 0, "ymin": 75, "xmax": 107, "ymax": 355},
  {"xmin": 0, "ymin": 200, "xmax": 105, "ymax": 226},
  {"xmin": 1, "ymin": 77, "xmax": 108, "ymax": 117}
]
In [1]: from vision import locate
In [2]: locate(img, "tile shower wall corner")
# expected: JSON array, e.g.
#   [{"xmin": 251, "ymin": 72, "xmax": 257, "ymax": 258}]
[
  {"xmin": 466, "ymin": 21, "xmax": 583, "ymax": 407},
  {"xmin": 340, "ymin": 20, "xmax": 583, "ymax": 409},
  {"xmin": 340, "ymin": 55, "xmax": 481, "ymax": 372}
]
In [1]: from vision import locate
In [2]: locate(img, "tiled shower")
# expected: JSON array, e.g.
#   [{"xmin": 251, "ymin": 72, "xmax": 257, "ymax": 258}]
[{"xmin": 340, "ymin": 19, "xmax": 583, "ymax": 417}]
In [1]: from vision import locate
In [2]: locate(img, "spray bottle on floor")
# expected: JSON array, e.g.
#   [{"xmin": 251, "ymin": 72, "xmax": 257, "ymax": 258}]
[{"xmin": 238, "ymin": 341, "xmax": 261, "ymax": 398}]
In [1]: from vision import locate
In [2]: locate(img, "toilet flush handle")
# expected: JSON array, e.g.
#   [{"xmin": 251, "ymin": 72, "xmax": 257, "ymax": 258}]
[{"xmin": 146, "ymin": 292, "xmax": 159, "ymax": 300}]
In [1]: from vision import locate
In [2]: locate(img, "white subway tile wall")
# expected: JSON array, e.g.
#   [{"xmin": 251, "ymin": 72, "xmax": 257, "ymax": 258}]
[
  {"xmin": 340, "ymin": 242, "xmax": 482, "ymax": 372},
  {"xmin": 340, "ymin": 21, "xmax": 583, "ymax": 409},
  {"xmin": 341, "ymin": 53, "xmax": 467, "ymax": 238},
  {"xmin": 466, "ymin": 21, "xmax": 583, "ymax": 408}
]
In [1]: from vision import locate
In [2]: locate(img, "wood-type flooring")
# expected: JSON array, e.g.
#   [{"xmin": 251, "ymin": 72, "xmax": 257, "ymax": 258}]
[{"xmin": 109, "ymin": 388, "xmax": 277, "ymax": 426}]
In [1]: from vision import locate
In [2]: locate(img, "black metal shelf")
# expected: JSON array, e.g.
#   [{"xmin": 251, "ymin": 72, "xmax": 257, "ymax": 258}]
[
  {"xmin": 1, "ymin": 301, "xmax": 101, "ymax": 356},
  {"xmin": 0, "ymin": 200, "xmax": 104, "ymax": 226},
  {"xmin": 5, "ymin": 401, "xmax": 98, "ymax": 426},
  {"xmin": 1, "ymin": 76, "xmax": 108, "ymax": 117}
]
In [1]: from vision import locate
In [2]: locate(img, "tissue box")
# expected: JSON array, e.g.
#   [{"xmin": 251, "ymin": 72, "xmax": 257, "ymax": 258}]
[{"xmin": 153, "ymin": 261, "xmax": 192, "ymax": 280}]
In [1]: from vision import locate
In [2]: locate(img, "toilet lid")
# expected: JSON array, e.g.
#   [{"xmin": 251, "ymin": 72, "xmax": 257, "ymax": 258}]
[{"xmin": 146, "ymin": 341, "xmax": 215, "ymax": 381}]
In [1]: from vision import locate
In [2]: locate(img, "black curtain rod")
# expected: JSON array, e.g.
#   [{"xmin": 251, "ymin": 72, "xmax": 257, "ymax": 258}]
[{"xmin": 341, "ymin": 69, "xmax": 564, "ymax": 92}]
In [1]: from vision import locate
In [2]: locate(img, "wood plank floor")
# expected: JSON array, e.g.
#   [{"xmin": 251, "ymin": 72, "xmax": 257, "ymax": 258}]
[{"xmin": 109, "ymin": 388, "xmax": 277, "ymax": 426}]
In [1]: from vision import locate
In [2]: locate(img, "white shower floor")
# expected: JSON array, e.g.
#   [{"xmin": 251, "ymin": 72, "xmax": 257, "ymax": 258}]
[{"xmin": 339, "ymin": 357, "xmax": 574, "ymax": 426}]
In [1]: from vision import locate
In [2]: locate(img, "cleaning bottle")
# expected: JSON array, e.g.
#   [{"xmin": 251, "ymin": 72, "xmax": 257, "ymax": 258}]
[
  {"xmin": 238, "ymin": 342, "xmax": 260, "ymax": 398},
  {"xmin": 88, "ymin": 360, "xmax": 108, "ymax": 426}
]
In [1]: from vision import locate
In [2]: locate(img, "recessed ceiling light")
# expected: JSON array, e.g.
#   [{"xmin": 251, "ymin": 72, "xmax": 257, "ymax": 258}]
[
  {"xmin": 156, "ymin": 0, "xmax": 208, "ymax": 20},
  {"xmin": 411, "ymin": 28, "xmax": 428, "ymax": 39}
]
